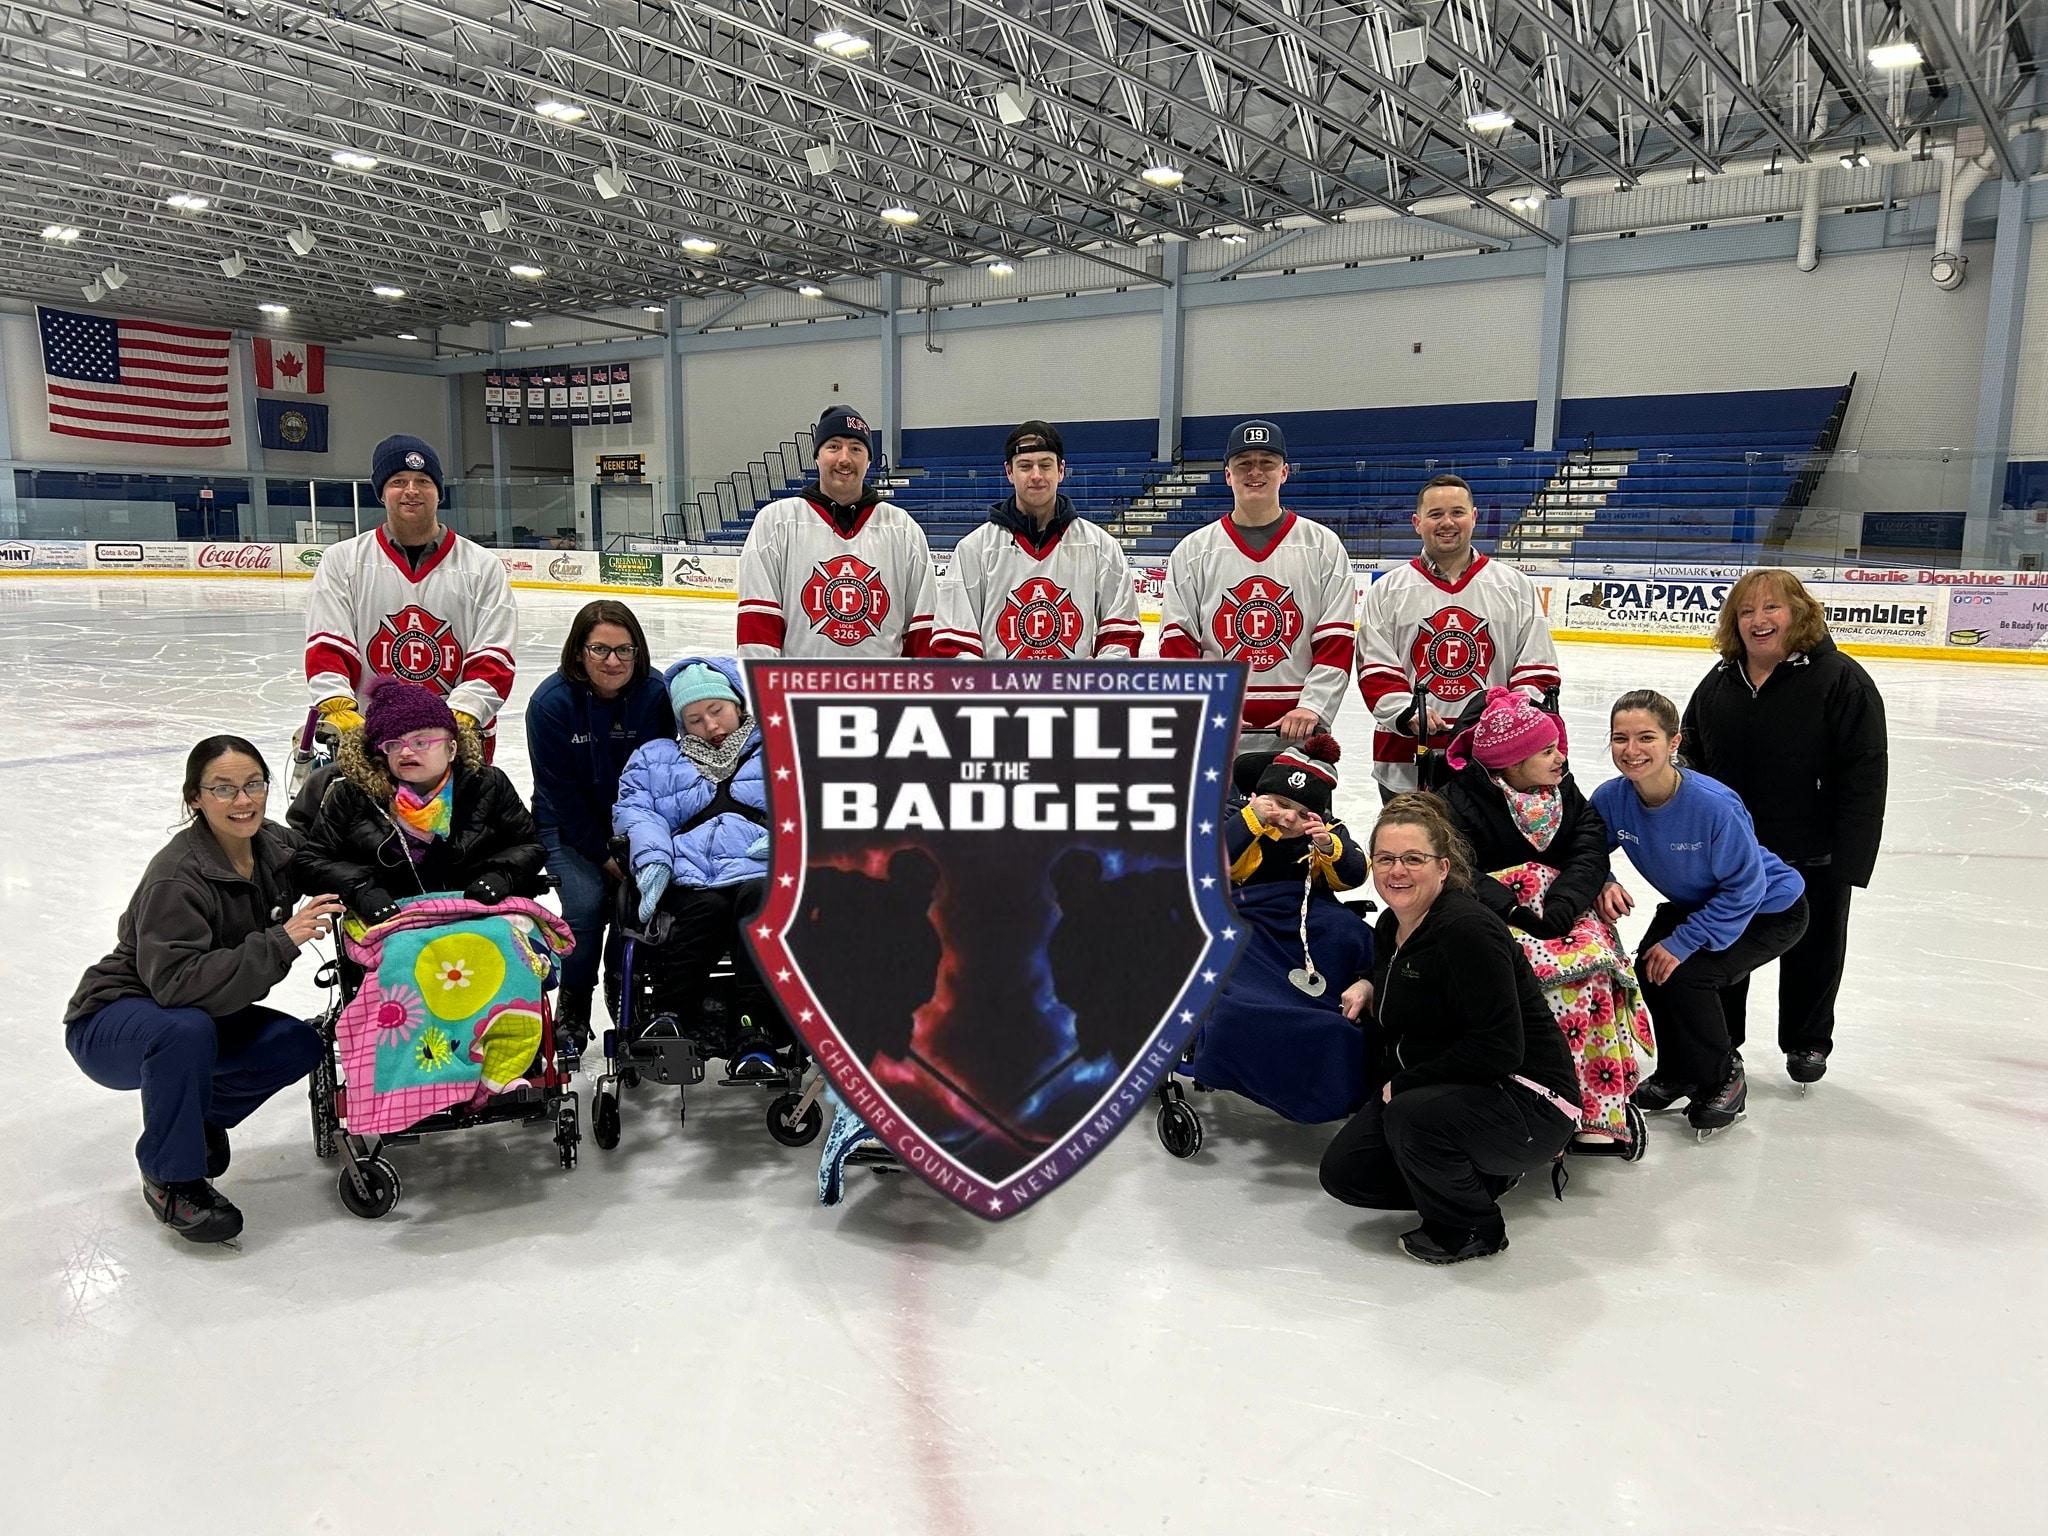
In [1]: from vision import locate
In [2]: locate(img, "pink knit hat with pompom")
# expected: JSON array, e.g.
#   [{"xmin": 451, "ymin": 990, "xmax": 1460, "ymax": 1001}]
[{"xmin": 1445, "ymin": 686, "xmax": 1565, "ymax": 771}]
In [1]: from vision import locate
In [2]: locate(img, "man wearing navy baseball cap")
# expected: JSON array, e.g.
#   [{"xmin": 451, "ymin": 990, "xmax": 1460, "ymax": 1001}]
[
  {"xmin": 303, "ymin": 431, "xmax": 519, "ymax": 751},
  {"xmin": 1159, "ymin": 418, "xmax": 1356, "ymax": 746}
]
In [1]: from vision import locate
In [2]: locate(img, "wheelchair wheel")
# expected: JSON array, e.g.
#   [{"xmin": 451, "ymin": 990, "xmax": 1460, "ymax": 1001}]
[
  {"xmin": 592, "ymin": 1087, "xmax": 622, "ymax": 1151},
  {"xmin": 766, "ymin": 1091, "xmax": 824, "ymax": 1147},
  {"xmin": 1157, "ymin": 1098, "xmax": 1203, "ymax": 1159},
  {"xmin": 338, "ymin": 1156, "xmax": 401, "ymax": 1219},
  {"xmin": 1624, "ymin": 1101, "xmax": 1649, "ymax": 1163},
  {"xmin": 555, "ymin": 1099, "xmax": 580, "ymax": 1169}
]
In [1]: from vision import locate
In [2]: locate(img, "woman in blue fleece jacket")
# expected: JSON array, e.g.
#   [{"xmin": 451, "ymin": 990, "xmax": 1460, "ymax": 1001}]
[{"xmin": 1592, "ymin": 690, "xmax": 1808, "ymax": 1132}]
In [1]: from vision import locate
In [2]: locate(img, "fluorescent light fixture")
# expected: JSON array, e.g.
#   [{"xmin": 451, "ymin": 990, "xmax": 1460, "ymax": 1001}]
[
  {"xmin": 994, "ymin": 83, "xmax": 1034, "ymax": 126},
  {"xmin": 257, "ymin": 301, "xmax": 289, "ymax": 315},
  {"xmin": 1840, "ymin": 149, "xmax": 1870, "ymax": 168},
  {"xmin": 879, "ymin": 205, "xmax": 920, "ymax": 225},
  {"xmin": 1464, "ymin": 109, "xmax": 1515, "ymax": 133},
  {"xmin": 534, "ymin": 99, "xmax": 588, "ymax": 123},
  {"xmin": 1387, "ymin": 26, "xmax": 1428, "ymax": 69},
  {"xmin": 643, "ymin": 304, "xmax": 665, "ymax": 313},
  {"xmin": 372, "ymin": 284, "xmax": 406, "ymax": 298},
  {"xmin": 1868, "ymin": 41, "xmax": 1923, "ymax": 71},
  {"xmin": 218, "ymin": 251, "xmax": 247, "ymax": 278},
  {"xmin": 165, "ymin": 193, "xmax": 210, "ymax": 212},
  {"xmin": 331, "ymin": 148, "xmax": 379, "ymax": 171},
  {"xmin": 681, "ymin": 236, "xmax": 719, "ymax": 254},
  {"xmin": 508, "ymin": 318, "xmax": 534, "ymax": 328},
  {"xmin": 593, "ymin": 166, "xmax": 629, "ymax": 200},
  {"xmin": 798, "ymin": 284, "xmax": 825, "ymax": 297},
  {"xmin": 287, "ymin": 225, "xmax": 318, "ymax": 256},
  {"xmin": 1508, "ymin": 194, "xmax": 1544, "ymax": 212},
  {"xmin": 481, "ymin": 203, "xmax": 511, "ymax": 234},
  {"xmin": 805, "ymin": 145, "xmax": 845, "ymax": 176},
  {"xmin": 988, "ymin": 260, "xmax": 1015, "ymax": 275},
  {"xmin": 813, "ymin": 29, "xmax": 871, "ymax": 57},
  {"xmin": 81, "ymin": 280, "xmax": 105, "ymax": 302},
  {"xmin": 100, "ymin": 264, "xmax": 127, "ymax": 291},
  {"xmin": 509, "ymin": 262, "xmax": 547, "ymax": 279},
  {"xmin": 395, "ymin": 332, "xmax": 419, "ymax": 341},
  {"xmin": 41, "ymin": 224, "xmax": 81, "ymax": 242},
  {"xmin": 1220, "ymin": 233, "xmax": 1247, "ymax": 244},
  {"xmin": 1139, "ymin": 165, "xmax": 1185, "ymax": 187}
]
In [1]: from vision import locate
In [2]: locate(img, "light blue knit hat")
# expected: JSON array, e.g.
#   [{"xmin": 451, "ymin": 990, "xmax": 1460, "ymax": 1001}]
[{"xmin": 669, "ymin": 662, "xmax": 740, "ymax": 718}]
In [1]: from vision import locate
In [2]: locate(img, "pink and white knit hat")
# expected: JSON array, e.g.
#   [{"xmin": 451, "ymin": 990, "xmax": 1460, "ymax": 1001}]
[{"xmin": 1445, "ymin": 686, "xmax": 1565, "ymax": 771}]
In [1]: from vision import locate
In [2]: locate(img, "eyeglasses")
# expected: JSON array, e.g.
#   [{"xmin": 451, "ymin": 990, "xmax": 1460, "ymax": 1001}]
[
  {"xmin": 584, "ymin": 643, "xmax": 638, "ymax": 663},
  {"xmin": 198, "ymin": 778, "xmax": 270, "ymax": 801},
  {"xmin": 379, "ymin": 732, "xmax": 454, "ymax": 755},
  {"xmin": 1371, "ymin": 852, "xmax": 1444, "ymax": 872}
]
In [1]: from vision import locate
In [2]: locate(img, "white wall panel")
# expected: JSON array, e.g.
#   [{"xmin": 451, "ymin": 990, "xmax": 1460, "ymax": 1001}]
[
  {"xmin": 2006, "ymin": 233, "xmax": 2048, "ymax": 458},
  {"xmin": 263, "ymin": 366, "xmax": 451, "ymax": 476},
  {"xmin": 1181, "ymin": 277, "xmax": 1543, "ymax": 416},
  {"xmin": 900, "ymin": 311, "xmax": 1158, "ymax": 428},
  {"xmin": 683, "ymin": 335, "xmax": 875, "ymax": 486}
]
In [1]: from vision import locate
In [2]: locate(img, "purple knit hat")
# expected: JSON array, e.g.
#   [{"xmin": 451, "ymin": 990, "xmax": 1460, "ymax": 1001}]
[
  {"xmin": 362, "ymin": 678, "xmax": 458, "ymax": 751},
  {"xmin": 1445, "ymin": 686, "xmax": 1565, "ymax": 771}
]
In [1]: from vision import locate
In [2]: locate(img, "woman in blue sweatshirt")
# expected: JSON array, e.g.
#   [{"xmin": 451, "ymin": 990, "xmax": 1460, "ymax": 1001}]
[
  {"xmin": 1591, "ymin": 690, "xmax": 1807, "ymax": 1132},
  {"xmin": 524, "ymin": 601, "xmax": 675, "ymax": 1051}
]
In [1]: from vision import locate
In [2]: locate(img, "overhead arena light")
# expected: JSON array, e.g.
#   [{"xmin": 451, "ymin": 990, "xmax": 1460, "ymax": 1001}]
[
  {"xmin": 100, "ymin": 264, "xmax": 127, "ymax": 290},
  {"xmin": 372, "ymin": 284, "xmax": 406, "ymax": 298},
  {"xmin": 41, "ymin": 224, "xmax": 81, "ymax": 242},
  {"xmin": 1841, "ymin": 147, "xmax": 1871, "ymax": 168},
  {"xmin": 879, "ymin": 205, "xmax": 920, "ymax": 225},
  {"xmin": 509, "ymin": 263, "xmax": 547, "ymax": 279},
  {"xmin": 508, "ymin": 318, "xmax": 534, "ymax": 328},
  {"xmin": 481, "ymin": 203, "xmax": 512, "ymax": 234},
  {"xmin": 395, "ymin": 331, "xmax": 419, "ymax": 341},
  {"xmin": 1868, "ymin": 41, "xmax": 1924, "ymax": 71},
  {"xmin": 165, "ymin": 193, "xmax": 210, "ymax": 212},
  {"xmin": 593, "ymin": 166, "xmax": 630, "ymax": 200},
  {"xmin": 1387, "ymin": 26, "xmax": 1428, "ymax": 69},
  {"xmin": 798, "ymin": 284, "xmax": 825, "ymax": 297},
  {"xmin": 813, "ymin": 29, "xmax": 872, "ymax": 58},
  {"xmin": 681, "ymin": 236, "xmax": 719, "ymax": 254},
  {"xmin": 287, "ymin": 225, "xmax": 318, "ymax": 256},
  {"xmin": 257, "ymin": 301, "xmax": 289, "ymax": 315},
  {"xmin": 988, "ymin": 260, "xmax": 1015, "ymax": 275},
  {"xmin": 805, "ymin": 145, "xmax": 845, "ymax": 176},
  {"xmin": 994, "ymin": 83, "xmax": 1034, "ymax": 126},
  {"xmin": 1464, "ymin": 109, "xmax": 1515, "ymax": 133},
  {"xmin": 81, "ymin": 279, "xmax": 106, "ymax": 302},
  {"xmin": 1508, "ymin": 194, "xmax": 1544, "ymax": 212},
  {"xmin": 1219, "ymin": 233, "xmax": 1247, "ymax": 244},
  {"xmin": 642, "ymin": 304, "xmax": 665, "ymax": 314},
  {"xmin": 1139, "ymin": 165, "xmax": 1185, "ymax": 187},
  {"xmin": 534, "ymin": 99, "xmax": 588, "ymax": 124},
  {"xmin": 331, "ymin": 148, "xmax": 380, "ymax": 171},
  {"xmin": 218, "ymin": 251, "xmax": 247, "ymax": 278}
]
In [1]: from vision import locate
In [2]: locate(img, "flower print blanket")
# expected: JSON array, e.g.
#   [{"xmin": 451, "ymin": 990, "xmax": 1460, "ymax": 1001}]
[
  {"xmin": 337, "ymin": 895, "xmax": 574, "ymax": 1135},
  {"xmin": 1491, "ymin": 862, "xmax": 1656, "ymax": 1142}
]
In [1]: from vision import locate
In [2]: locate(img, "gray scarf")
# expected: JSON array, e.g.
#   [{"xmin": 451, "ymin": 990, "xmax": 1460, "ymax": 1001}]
[{"xmin": 679, "ymin": 715, "xmax": 756, "ymax": 781}]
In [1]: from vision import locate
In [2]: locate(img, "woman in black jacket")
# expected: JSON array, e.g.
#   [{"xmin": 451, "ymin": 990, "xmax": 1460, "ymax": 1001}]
[
  {"xmin": 67, "ymin": 737, "xmax": 347, "ymax": 1244},
  {"xmin": 1318, "ymin": 794, "xmax": 1581, "ymax": 1265},
  {"xmin": 1681, "ymin": 570, "xmax": 1888, "ymax": 1086},
  {"xmin": 293, "ymin": 680, "xmax": 547, "ymax": 923}
]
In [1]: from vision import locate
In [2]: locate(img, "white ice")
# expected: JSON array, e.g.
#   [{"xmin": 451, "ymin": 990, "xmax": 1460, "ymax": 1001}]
[{"xmin": 1, "ymin": 578, "xmax": 2043, "ymax": 1535}]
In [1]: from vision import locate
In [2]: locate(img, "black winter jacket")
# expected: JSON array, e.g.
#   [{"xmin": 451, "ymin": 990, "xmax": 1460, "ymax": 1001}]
[
  {"xmin": 525, "ymin": 670, "xmax": 675, "ymax": 867},
  {"xmin": 1370, "ymin": 889, "xmax": 1578, "ymax": 1103},
  {"xmin": 292, "ymin": 757, "xmax": 548, "ymax": 921},
  {"xmin": 67, "ymin": 822, "xmax": 304, "ymax": 1024},
  {"xmin": 1679, "ymin": 635, "xmax": 1888, "ymax": 886},
  {"xmin": 1439, "ymin": 765, "xmax": 1611, "ymax": 939}
]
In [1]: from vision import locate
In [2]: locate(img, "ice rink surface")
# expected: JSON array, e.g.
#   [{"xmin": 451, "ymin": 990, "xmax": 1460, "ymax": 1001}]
[{"xmin": 1, "ymin": 578, "xmax": 2042, "ymax": 1535}]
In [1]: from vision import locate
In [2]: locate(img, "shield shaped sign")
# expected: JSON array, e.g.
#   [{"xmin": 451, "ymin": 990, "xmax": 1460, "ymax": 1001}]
[{"xmin": 745, "ymin": 660, "xmax": 1247, "ymax": 1219}]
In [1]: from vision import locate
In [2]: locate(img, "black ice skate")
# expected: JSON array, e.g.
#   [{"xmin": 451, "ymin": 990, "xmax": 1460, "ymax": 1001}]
[
  {"xmin": 204, "ymin": 1122, "xmax": 231, "ymax": 1178},
  {"xmin": 1786, "ymin": 1050, "xmax": 1827, "ymax": 1092},
  {"xmin": 1687, "ymin": 1056, "xmax": 1749, "ymax": 1136},
  {"xmin": 1400, "ymin": 1224, "xmax": 1509, "ymax": 1265},
  {"xmin": 1632, "ymin": 1075, "xmax": 1692, "ymax": 1113},
  {"xmin": 143, "ymin": 1176, "xmax": 244, "ymax": 1244}
]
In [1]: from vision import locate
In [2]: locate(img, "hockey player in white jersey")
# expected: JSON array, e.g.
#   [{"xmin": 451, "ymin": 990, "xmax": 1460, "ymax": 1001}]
[
  {"xmin": 303, "ymin": 434, "xmax": 518, "ymax": 748},
  {"xmin": 930, "ymin": 420, "xmax": 1142, "ymax": 660},
  {"xmin": 736, "ymin": 405, "xmax": 937, "ymax": 659},
  {"xmin": 1355, "ymin": 472, "xmax": 1561, "ymax": 796},
  {"xmin": 1158, "ymin": 419, "xmax": 1355, "ymax": 745}
]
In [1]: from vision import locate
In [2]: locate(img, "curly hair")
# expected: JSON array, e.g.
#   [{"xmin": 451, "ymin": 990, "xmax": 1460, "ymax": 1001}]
[
  {"xmin": 1370, "ymin": 792, "xmax": 1475, "ymax": 891},
  {"xmin": 1713, "ymin": 569, "xmax": 1829, "ymax": 664},
  {"xmin": 336, "ymin": 715, "xmax": 485, "ymax": 805}
]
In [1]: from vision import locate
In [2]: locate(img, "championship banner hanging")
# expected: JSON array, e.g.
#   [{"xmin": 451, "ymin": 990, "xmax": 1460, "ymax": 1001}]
[
  {"xmin": 525, "ymin": 368, "xmax": 547, "ymax": 422},
  {"xmin": 607, "ymin": 363, "xmax": 633, "ymax": 424},
  {"xmin": 746, "ymin": 660, "xmax": 1247, "ymax": 1220},
  {"xmin": 589, "ymin": 364, "xmax": 613, "ymax": 425},
  {"xmin": 547, "ymin": 367, "xmax": 570, "ymax": 426},
  {"xmin": 568, "ymin": 367, "xmax": 590, "ymax": 426}
]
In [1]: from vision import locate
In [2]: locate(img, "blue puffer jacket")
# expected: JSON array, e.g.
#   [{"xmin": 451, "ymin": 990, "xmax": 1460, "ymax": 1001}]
[{"xmin": 613, "ymin": 656, "xmax": 770, "ymax": 891}]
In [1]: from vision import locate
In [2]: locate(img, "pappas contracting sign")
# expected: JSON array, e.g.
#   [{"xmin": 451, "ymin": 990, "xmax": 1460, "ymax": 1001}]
[{"xmin": 1562, "ymin": 579, "xmax": 1731, "ymax": 632}]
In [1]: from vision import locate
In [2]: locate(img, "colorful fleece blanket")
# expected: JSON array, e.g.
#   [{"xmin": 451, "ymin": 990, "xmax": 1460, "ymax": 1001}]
[
  {"xmin": 1492, "ymin": 862, "xmax": 1656, "ymax": 1141},
  {"xmin": 337, "ymin": 895, "xmax": 574, "ymax": 1136}
]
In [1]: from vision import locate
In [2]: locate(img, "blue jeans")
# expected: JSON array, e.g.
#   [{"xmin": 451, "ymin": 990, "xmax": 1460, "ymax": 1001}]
[
  {"xmin": 540, "ymin": 827, "xmax": 614, "ymax": 997},
  {"xmin": 67, "ymin": 999, "xmax": 323, "ymax": 1183}
]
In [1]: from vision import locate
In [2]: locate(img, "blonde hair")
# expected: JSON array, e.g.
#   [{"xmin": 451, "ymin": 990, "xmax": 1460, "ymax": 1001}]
[
  {"xmin": 1713, "ymin": 569, "xmax": 1829, "ymax": 663},
  {"xmin": 1371, "ymin": 792, "xmax": 1474, "ymax": 891}
]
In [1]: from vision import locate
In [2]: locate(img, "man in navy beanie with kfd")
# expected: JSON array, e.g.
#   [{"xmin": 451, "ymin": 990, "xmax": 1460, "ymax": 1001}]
[{"xmin": 304, "ymin": 433, "xmax": 519, "ymax": 755}]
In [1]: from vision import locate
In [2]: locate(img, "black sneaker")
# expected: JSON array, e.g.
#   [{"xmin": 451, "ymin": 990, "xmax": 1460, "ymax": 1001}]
[
  {"xmin": 204, "ymin": 1123, "xmax": 230, "ymax": 1179},
  {"xmin": 1400, "ymin": 1225, "xmax": 1509, "ymax": 1265},
  {"xmin": 142, "ymin": 1176, "xmax": 244, "ymax": 1244},
  {"xmin": 1687, "ymin": 1056, "xmax": 1749, "ymax": 1131},
  {"xmin": 1786, "ymin": 1050, "xmax": 1828, "ymax": 1085},
  {"xmin": 1633, "ymin": 1076, "xmax": 1692, "ymax": 1113}
]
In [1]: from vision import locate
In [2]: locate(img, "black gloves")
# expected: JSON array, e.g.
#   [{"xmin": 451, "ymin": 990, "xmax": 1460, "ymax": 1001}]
[
  {"xmin": 357, "ymin": 888, "xmax": 401, "ymax": 926},
  {"xmin": 464, "ymin": 873, "xmax": 511, "ymax": 905}
]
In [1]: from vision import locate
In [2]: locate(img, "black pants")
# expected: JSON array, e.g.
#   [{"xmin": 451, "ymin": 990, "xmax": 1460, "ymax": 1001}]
[
  {"xmin": 1723, "ymin": 873, "xmax": 1852, "ymax": 1057},
  {"xmin": 635, "ymin": 879, "xmax": 780, "ymax": 1042},
  {"xmin": 1319, "ymin": 1081, "xmax": 1575, "ymax": 1237},
  {"xmin": 1639, "ymin": 897, "xmax": 1810, "ymax": 1088}
]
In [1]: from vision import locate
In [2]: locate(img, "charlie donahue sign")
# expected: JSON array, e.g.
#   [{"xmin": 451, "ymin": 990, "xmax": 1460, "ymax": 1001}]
[{"xmin": 745, "ymin": 661, "xmax": 1247, "ymax": 1220}]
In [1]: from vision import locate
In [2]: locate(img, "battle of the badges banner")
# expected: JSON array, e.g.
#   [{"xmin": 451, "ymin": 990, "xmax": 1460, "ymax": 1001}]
[{"xmin": 745, "ymin": 661, "xmax": 1247, "ymax": 1220}]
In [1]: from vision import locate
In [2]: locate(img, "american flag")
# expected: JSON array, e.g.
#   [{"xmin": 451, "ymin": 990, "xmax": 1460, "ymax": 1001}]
[{"xmin": 37, "ymin": 306, "xmax": 233, "ymax": 448}]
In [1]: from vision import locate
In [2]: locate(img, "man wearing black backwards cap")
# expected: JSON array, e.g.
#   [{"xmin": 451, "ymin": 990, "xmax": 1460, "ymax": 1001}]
[
  {"xmin": 1159, "ymin": 419, "xmax": 1356, "ymax": 746},
  {"xmin": 930, "ymin": 420, "xmax": 1143, "ymax": 659},
  {"xmin": 737, "ymin": 405, "xmax": 937, "ymax": 658},
  {"xmin": 304, "ymin": 432, "xmax": 518, "ymax": 747}
]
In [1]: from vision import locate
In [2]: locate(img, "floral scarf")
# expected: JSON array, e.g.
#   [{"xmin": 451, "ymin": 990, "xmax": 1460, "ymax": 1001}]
[
  {"xmin": 392, "ymin": 771, "xmax": 454, "ymax": 856},
  {"xmin": 1493, "ymin": 775, "xmax": 1563, "ymax": 852},
  {"xmin": 679, "ymin": 714, "xmax": 756, "ymax": 782}
]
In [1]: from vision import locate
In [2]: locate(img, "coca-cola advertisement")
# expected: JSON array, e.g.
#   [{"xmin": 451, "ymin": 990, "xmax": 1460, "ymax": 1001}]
[{"xmin": 196, "ymin": 543, "xmax": 280, "ymax": 573}]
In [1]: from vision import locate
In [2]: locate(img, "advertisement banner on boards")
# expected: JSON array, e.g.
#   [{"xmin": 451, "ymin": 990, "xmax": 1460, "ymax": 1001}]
[
  {"xmin": 598, "ymin": 552, "xmax": 662, "ymax": 587},
  {"xmin": 1811, "ymin": 590, "xmax": 1943, "ymax": 645},
  {"xmin": 1944, "ymin": 588, "xmax": 2048, "ymax": 649},
  {"xmin": 0, "ymin": 541, "xmax": 88, "ymax": 570},
  {"xmin": 194, "ymin": 543, "xmax": 281, "ymax": 574},
  {"xmin": 90, "ymin": 542, "xmax": 192, "ymax": 570},
  {"xmin": 666, "ymin": 551, "xmax": 738, "ymax": 590},
  {"xmin": 541, "ymin": 551, "xmax": 596, "ymax": 584},
  {"xmin": 1556, "ymin": 577, "xmax": 1731, "ymax": 635}
]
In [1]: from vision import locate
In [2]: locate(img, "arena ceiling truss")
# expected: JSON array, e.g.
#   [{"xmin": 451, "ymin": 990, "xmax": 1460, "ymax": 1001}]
[{"xmin": 0, "ymin": 0, "xmax": 2037, "ymax": 340}]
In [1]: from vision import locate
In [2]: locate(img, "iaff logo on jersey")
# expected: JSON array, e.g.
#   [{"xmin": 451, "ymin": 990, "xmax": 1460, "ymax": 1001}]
[
  {"xmin": 1210, "ymin": 576, "xmax": 1302, "ymax": 670},
  {"xmin": 744, "ymin": 660, "xmax": 1247, "ymax": 1220},
  {"xmin": 996, "ymin": 577, "xmax": 1085, "ymax": 659},
  {"xmin": 800, "ymin": 554, "xmax": 892, "ymax": 645},
  {"xmin": 367, "ymin": 605, "xmax": 461, "ymax": 691},
  {"xmin": 1409, "ymin": 606, "xmax": 1496, "ymax": 702}
]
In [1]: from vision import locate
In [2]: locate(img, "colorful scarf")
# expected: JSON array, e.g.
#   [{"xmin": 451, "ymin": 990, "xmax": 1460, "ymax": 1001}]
[
  {"xmin": 1494, "ymin": 776, "xmax": 1563, "ymax": 852},
  {"xmin": 392, "ymin": 771, "xmax": 454, "ymax": 852}
]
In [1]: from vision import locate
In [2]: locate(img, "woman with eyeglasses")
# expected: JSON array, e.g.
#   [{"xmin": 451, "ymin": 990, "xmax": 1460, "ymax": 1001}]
[
  {"xmin": 1318, "ymin": 794, "xmax": 1581, "ymax": 1265},
  {"xmin": 293, "ymin": 679, "xmax": 547, "ymax": 925},
  {"xmin": 524, "ymin": 601, "xmax": 674, "ymax": 1050},
  {"xmin": 65, "ymin": 737, "xmax": 349, "ymax": 1244}
]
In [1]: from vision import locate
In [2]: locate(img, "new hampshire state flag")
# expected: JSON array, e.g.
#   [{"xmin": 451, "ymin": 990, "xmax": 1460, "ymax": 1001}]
[{"xmin": 258, "ymin": 398, "xmax": 329, "ymax": 453}]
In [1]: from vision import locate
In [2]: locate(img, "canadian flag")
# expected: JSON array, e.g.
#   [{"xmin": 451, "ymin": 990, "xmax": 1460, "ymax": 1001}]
[{"xmin": 254, "ymin": 337, "xmax": 325, "ymax": 395}]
